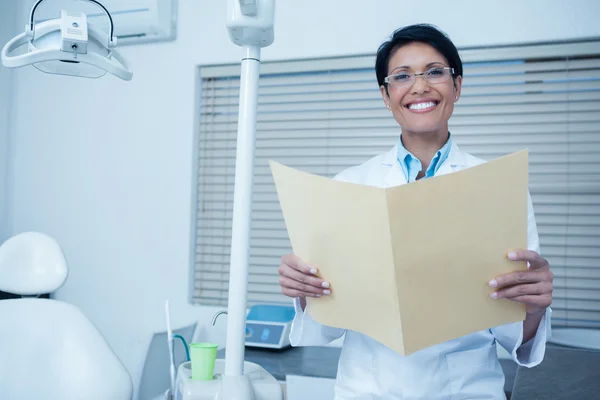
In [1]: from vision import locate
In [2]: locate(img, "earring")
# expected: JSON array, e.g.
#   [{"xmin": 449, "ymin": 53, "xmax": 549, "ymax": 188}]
[{"xmin": 386, "ymin": 104, "xmax": 391, "ymax": 109}]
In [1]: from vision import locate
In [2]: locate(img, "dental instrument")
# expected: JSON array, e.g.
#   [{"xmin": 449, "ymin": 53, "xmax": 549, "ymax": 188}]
[{"xmin": 165, "ymin": 300, "xmax": 177, "ymax": 400}]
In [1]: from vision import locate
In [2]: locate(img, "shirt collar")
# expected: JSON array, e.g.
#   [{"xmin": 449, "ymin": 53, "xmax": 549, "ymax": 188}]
[{"xmin": 397, "ymin": 133, "xmax": 453, "ymax": 180}]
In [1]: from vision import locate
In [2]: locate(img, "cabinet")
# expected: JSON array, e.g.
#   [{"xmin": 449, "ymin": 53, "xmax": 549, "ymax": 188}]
[{"xmin": 285, "ymin": 375, "xmax": 336, "ymax": 400}]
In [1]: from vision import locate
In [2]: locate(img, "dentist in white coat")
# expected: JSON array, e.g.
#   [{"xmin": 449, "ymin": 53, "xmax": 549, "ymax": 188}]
[{"xmin": 278, "ymin": 24, "xmax": 553, "ymax": 400}]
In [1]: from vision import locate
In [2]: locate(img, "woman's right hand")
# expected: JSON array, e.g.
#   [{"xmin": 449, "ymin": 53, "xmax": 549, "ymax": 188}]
[{"xmin": 278, "ymin": 254, "xmax": 331, "ymax": 302}]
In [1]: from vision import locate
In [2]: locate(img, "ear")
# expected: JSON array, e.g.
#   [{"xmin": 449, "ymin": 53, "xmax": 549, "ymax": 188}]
[
  {"xmin": 453, "ymin": 75, "xmax": 463, "ymax": 102},
  {"xmin": 380, "ymin": 85, "xmax": 391, "ymax": 109}
]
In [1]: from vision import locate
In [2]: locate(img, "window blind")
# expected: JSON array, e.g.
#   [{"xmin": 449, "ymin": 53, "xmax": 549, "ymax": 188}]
[{"xmin": 192, "ymin": 41, "xmax": 600, "ymax": 329}]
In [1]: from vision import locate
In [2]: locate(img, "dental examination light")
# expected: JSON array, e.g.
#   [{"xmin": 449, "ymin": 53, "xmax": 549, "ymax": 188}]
[{"xmin": 1, "ymin": 0, "xmax": 132, "ymax": 80}]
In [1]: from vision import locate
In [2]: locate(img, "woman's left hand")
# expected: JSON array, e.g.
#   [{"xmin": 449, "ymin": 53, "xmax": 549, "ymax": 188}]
[{"xmin": 488, "ymin": 250, "xmax": 553, "ymax": 314}]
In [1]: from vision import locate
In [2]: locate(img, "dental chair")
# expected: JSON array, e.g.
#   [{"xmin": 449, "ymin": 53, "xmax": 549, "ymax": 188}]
[{"xmin": 0, "ymin": 232, "xmax": 133, "ymax": 400}]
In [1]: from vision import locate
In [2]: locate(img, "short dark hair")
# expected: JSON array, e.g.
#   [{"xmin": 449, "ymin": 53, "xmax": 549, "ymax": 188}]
[{"xmin": 375, "ymin": 24, "xmax": 463, "ymax": 88}]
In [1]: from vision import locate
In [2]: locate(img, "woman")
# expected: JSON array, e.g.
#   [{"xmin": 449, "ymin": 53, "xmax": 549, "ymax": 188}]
[{"xmin": 277, "ymin": 24, "xmax": 553, "ymax": 399}]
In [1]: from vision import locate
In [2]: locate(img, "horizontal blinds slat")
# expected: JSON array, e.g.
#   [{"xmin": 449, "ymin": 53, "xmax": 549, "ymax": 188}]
[
  {"xmin": 194, "ymin": 172, "xmax": 600, "ymax": 188},
  {"xmin": 196, "ymin": 157, "xmax": 600, "ymax": 173},
  {"xmin": 203, "ymin": 91, "xmax": 600, "ymax": 113},
  {"xmin": 198, "ymin": 124, "xmax": 600, "ymax": 141},
  {"xmin": 551, "ymin": 310, "xmax": 600, "ymax": 324},
  {"xmin": 196, "ymin": 216, "xmax": 600, "ymax": 231},
  {"xmin": 206, "ymin": 63, "xmax": 600, "ymax": 91},
  {"xmin": 554, "ymin": 288, "xmax": 600, "ymax": 301},
  {"xmin": 464, "ymin": 58, "xmax": 600, "ymax": 75},
  {"xmin": 201, "ymin": 102, "xmax": 600, "ymax": 124},
  {"xmin": 203, "ymin": 87, "xmax": 600, "ymax": 106},
  {"xmin": 206, "ymin": 58, "xmax": 600, "ymax": 89},
  {"xmin": 200, "ymin": 133, "xmax": 600, "ymax": 153},
  {"xmin": 195, "ymin": 178, "xmax": 600, "ymax": 192},
  {"xmin": 200, "ymin": 43, "xmax": 600, "ymax": 77},
  {"xmin": 192, "ymin": 291, "xmax": 289, "ymax": 306},
  {"xmin": 203, "ymin": 78, "xmax": 600, "ymax": 99},
  {"xmin": 195, "ymin": 184, "xmax": 600, "ymax": 202},
  {"xmin": 196, "ymin": 194, "xmax": 600, "ymax": 211},
  {"xmin": 202, "ymin": 112, "xmax": 600, "ymax": 131},
  {"xmin": 196, "ymin": 237, "xmax": 290, "ymax": 249},
  {"xmin": 551, "ymin": 299, "xmax": 600, "ymax": 312},
  {"xmin": 195, "ymin": 280, "xmax": 281, "ymax": 293},
  {"xmin": 550, "ymin": 319, "xmax": 600, "ymax": 329},
  {"xmin": 197, "ymin": 143, "xmax": 600, "ymax": 159}
]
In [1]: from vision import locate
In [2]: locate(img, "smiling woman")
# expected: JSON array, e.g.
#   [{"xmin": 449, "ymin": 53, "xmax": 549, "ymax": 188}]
[
  {"xmin": 375, "ymin": 25, "xmax": 464, "ymax": 180},
  {"xmin": 277, "ymin": 24, "xmax": 554, "ymax": 399},
  {"xmin": 380, "ymin": 43, "xmax": 461, "ymax": 143}
]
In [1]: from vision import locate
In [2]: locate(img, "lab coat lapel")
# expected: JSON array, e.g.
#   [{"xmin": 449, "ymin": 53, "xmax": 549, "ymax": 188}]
[
  {"xmin": 435, "ymin": 141, "xmax": 467, "ymax": 177},
  {"xmin": 380, "ymin": 144, "xmax": 407, "ymax": 188}
]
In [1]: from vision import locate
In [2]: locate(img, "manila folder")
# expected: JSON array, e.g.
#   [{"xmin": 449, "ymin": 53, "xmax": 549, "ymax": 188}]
[{"xmin": 269, "ymin": 150, "xmax": 528, "ymax": 356}]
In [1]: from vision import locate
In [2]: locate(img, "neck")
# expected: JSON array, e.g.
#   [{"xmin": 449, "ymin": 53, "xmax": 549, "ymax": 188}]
[{"xmin": 400, "ymin": 129, "xmax": 449, "ymax": 169}]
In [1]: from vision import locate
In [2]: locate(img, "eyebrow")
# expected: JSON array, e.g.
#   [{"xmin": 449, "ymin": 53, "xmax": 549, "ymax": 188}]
[{"xmin": 391, "ymin": 62, "xmax": 446, "ymax": 73}]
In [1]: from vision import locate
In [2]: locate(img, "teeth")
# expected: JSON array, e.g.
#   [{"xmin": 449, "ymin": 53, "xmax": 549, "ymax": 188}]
[{"xmin": 408, "ymin": 101, "xmax": 436, "ymax": 110}]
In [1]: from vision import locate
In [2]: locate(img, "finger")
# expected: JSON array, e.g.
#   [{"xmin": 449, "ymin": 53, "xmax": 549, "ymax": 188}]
[
  {"xmin": 507, "ymin": 249, "xmax": 549, "ymax": 270},
  {"xmin": 279, "ymin": 276, "xmax": 330, "ymax": 295},
  {"xmin": 279, "ymin": 264, "xmax": 330, "ymax": 290},
  {"xmin": 281, "ymin": 254, "xmax": 319, "ymax": 275},
  {"xmin": 279, "ymin": 276, "xmax": 328, "ymax": 297},
  {"xmin": 281, "ymin": 287, "xmax": 322, "ymax": 299},
  {"xmin": 491, "ymin": 281, "xmax": 552, "ymax": 300},
  {"xmin": 501, "ymin": 294, "xmax": 552, "ymax": 309},
  {"xmin": 489, "ymin": 270, "xmax": 542, "ymax": 289}
]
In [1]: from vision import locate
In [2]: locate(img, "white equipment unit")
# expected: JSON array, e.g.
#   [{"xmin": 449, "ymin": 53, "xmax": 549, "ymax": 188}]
[
  {"xmin": 174, "ymin": 360, "xmax": 282, "ymax": 400},
  {"xmin": 245, "ymin": 305, "xmax": 294, "ymax": 350},
  {"xmin": 33, "ymin": 0, "xmax": 178, "ymax": 46}
]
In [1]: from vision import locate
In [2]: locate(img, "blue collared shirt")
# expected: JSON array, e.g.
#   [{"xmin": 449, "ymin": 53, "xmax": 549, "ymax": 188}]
[{"xmin": 397, "ymin": 134, "xmax": 453, "ymax": 182}]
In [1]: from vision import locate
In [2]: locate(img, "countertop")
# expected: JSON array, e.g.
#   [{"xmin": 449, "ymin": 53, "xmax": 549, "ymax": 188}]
[
  {"xmin": 219, "ymin": 346, "xmax": 341, "ymax": 381},
  {"xmin": 219, "ymin": 346, "xmax": 518, "ymax": 395},
  {"xmin": 511, "ymin": 345, "xmax": 600, "ymax": 400},
  {"xmin": 219, "ymin": 344, "xmax": 600, "ymax": 399}
]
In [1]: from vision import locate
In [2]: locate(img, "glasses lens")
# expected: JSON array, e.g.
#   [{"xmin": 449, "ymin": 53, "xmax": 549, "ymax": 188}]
[
  {"xmin": 425, "ymin": 68, "xmax": 451, "ymax": 83},
  {"xmin": 388, "ymin": 73, "xmax": 413, "ymax": 86}
]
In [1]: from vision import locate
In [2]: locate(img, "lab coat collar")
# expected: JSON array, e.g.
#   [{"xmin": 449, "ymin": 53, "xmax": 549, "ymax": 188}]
[{"xmin": 381, "ymin": 140, "xmax": 467, "ymax": 187}]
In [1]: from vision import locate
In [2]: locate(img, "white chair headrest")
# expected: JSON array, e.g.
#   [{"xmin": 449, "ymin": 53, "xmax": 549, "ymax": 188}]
[{"xmin": 0, "ymin": 232, "xmax": 67, "ymax": 295}]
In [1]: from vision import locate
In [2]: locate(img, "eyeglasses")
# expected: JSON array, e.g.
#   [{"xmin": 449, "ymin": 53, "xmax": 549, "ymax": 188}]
[{"xmin": 384, "ymin": 67, "xmax": 455, "ymax": 88}]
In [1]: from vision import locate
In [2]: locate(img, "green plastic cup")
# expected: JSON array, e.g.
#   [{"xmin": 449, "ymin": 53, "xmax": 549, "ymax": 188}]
[{"xmin": 189, "ymin": 342, "xmax": 219, "ymax": 380}]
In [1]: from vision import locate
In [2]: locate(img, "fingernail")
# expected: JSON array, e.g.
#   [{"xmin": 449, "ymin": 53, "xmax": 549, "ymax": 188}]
[
  {"xmin": 309, "ymin": 268, "xmax": 318, "ymax": 275},
  {"xmin": 321, "ymin": 282, "xmax": 330, "ymax": 288},
  {"xmin": 315, "ymin": 294, "xmax": 322, "ymax": 298},
  {"xmin": 490, "ymin": 292, "xmax": 498, "ymax": 299},
  {"xmin": 323, "ymin": 289, "xmax": 331, "ymax": 295},
  {"xmin": 488, "ymin": 279, "xmax": 498, "ymax": 288},
  {"xmin": 508, "ymin": 252, "xmax": 517, "ymax": 260}
]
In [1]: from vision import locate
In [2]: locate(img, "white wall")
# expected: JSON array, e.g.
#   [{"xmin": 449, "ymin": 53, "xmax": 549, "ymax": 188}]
[
  {"xmin": 7, "ymin": 0, "xmax": 600, "ymax": 398},
  {"xmin": 0, "ymin": 0, "xmax": 19, "ymax": 242}
]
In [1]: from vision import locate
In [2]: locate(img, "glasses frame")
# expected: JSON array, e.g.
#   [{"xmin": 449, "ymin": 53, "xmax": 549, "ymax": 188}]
[{"xmin": 384, "ymin": 67, "xmax": 456, "ymax": 88}]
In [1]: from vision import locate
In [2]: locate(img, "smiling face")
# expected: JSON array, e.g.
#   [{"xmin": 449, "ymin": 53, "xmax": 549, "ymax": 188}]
[{"xmin": 380, "ymin": 41, "xmax": 462, "ymax": 139}]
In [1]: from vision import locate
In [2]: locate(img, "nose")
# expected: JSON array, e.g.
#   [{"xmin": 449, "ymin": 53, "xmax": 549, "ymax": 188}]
[{"xmin": 411, "ymin": 74, "xmax": 430, "ymax": 94}]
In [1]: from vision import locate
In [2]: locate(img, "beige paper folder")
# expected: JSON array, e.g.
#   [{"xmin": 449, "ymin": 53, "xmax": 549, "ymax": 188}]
[{"xmin": 270, "ymin": 150, "xmax": 529, "ymax": 356}]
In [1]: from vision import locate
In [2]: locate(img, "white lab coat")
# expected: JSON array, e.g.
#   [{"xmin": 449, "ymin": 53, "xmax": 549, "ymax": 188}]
[{"xmin": 289, "ymin": 142, "xmax": 552, "ymax": 400}]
